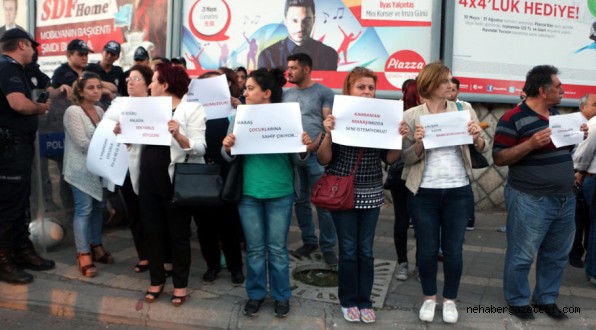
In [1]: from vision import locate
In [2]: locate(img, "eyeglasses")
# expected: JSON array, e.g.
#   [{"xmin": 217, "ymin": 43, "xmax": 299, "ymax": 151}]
[{"xmin": 126, "ymin": 76, "xmax": 143, "ymax": 83}]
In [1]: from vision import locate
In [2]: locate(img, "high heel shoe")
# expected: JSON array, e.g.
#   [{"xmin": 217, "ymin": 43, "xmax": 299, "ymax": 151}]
[
  {"xmin": 76, "ymin": 252, "xmax": 97, "ymax": 278},
  {"xmin": 171, "ymin": 294, "xmax": 187, "ymax": 307},
  {"xmin": 144, "ymin": 284, "xmax": 164, "ymax": 303},
  {"xmin": 134, "ymin": 262, "xmax": 149, "ymax": 273},
  {"xmin": 90, "ymin": 244, "xmax": 114, "ymax": 264}
]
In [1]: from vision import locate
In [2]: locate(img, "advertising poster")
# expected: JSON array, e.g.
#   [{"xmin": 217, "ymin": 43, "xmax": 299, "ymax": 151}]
[
  {"xmin": 0, "ymin": 0, "xmax": 28, "ymax": 37},
  {"xmin": 35, "ymin": 0, "xmax": 170, "ymax": 76},
  {"xmin": 181, "ymin": 0, "xmax": 439, "ymax": 91},
  {"xmin": 450, "ymin": 0, "xmax": 595, "ymax": 102}
]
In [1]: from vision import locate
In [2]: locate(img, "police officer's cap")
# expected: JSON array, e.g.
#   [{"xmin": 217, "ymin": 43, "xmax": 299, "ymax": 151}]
[
  {"xmin": 134, "ymin": 46, "xmax": 149, "ymax": 61},
  {"xmin": 103, "ymin": 40, "xmax": 121, "ymax": 55},
  {"xmin": 0, "ymin": 29, "xmax": 40, "ymax": 47},
  {"xmin": 67, "ymin": 39, "xmax": 93, "ymax": 53}
]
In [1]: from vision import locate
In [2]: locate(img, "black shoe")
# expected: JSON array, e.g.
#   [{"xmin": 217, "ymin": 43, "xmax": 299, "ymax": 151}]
[
  {"xmin": 532, "ymin": 303, "xmax": 568, "ymax": 320},
  {"xmin": 274, "ymin": 300, "xmax": 290, "ymax": 317},
  {"xmin": 202, "ymin": 268, "xmax": 220, "ymax": 283},
  {"xmin": 13, "ymin": 241, "xmax": 55, "ymax": 271},
  {"xmin": 290, "ymin": 244, "xmax": 318, "ymax": 259},
  {"xmin": 508, "ymin": 305, "xmax": 535, "ymax": 320},
  {"xmin": 323, "ymin": 251, "xmax": 338, "ymax": 266},
  {"xmin": 0, "ymin": 249, "xmax": 34, "ymax": 284},
  {"xmin": 569, "ymin": 257, "xmax": 584, "ymax": 268},
  {"xmin": 231, "ymin": 271, "xmax": 245, "ymax": 284},
  {"xmin": 466, "ymin": 219, "xmax": 475, "ymax": 231},
  {"xmin": 244, "ymin": 299, "xmax": 264, "ymax": 316}
]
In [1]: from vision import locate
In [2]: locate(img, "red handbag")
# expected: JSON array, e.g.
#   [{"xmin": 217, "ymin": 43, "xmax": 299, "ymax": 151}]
[{"xmin": 311, "ymin": 149, "xmax": 364, "ymax": 211}]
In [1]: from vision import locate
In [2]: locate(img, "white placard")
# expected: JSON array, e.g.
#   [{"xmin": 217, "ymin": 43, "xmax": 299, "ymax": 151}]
[
  {"xmin": 186, "ymin": 75, "xmax": 235, "ymax": 120},
  {"xmin": 331, "ymin": 95, "xmax": 403, "ymax": 149},
  {"xmin": 420, "ymin": 110, "xmax": 472, "ymax": 149},
  {"xmin": 116, "ymin": 96, "xmax": 172, "ymax": 146},
  {"xmin": 549, "ymin": 112, "xmax": 587, "ymax": 148},
  {"xmin": 231, "ymin": 103, "xmax": 306, "ymax": 155},
  {"xmin": 86, "ymin": 118, "xmax": 130, "ymax": 186}
]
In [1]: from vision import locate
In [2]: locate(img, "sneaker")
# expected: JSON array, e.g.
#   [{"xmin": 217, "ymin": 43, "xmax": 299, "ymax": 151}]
[
  {"xmin": 341, "ymin": 306, "xmax": 360, "ymax": 322},
  {"xmin": 466, "ymin": 219, "xmax": 475, "ymax": 231},
  {"xmin": 291, "ymin": 244, "xmax": 318, "ymax": 259},
  {"xmin": 419, "ymin": 299, "xmax": 437, "ymax": 322},
  {"xmin": 323, "ymin": 251, "xmax": 338, "ymax": 266},
  {"xmin": 274, "ymin": 300, "xmax": 290, "ymax": 317},
  {"xmin": 202, "ymin": 268, "xmax": 220, "ymax": 283},
  {"xmin": 244, "ymin": 299, "xmax": 264, "ymax": 316},
  {"xmin": 395, "ymin": 262, "xmax": 408, "ymax": 281},
  {"xmin": 497, "ymin": 225, "xmax": 507, "ymax": 233},
  {"xmin": 589, "ymin": 276, "xmax": 596, "ymax": 286},
  {"xmin": 569, "ymin": 256, "xmax": 584, "ymax": 268},
  {"xmin": 360, "ymin": 308, "xmax": 376, "ymax": 323},
  {"xmin": 442, "ymin": 300, "xmax": 458, "ymax": 323}
]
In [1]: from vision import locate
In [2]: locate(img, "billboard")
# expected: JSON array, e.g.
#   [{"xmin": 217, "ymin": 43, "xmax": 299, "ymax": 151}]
[
  {"xmin": 445, "ymin": 0, "xmax": 596, "ymax": 105},
  {"xmin": 35, "ymin": 0, "xmax": 171, "ymax": 76},
  {"xmin": 0, "ymin": 0, "xmax": 29, "ymax": 36},
  {"xmin": 180, "ymin": 0, "xmax": 441, "ymax": 93}
]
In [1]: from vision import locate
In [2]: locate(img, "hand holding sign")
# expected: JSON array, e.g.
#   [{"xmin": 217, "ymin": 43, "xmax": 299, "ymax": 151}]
[{"xmin": 549, "ymin": 112, "xmax": 587, "ymax": 148}]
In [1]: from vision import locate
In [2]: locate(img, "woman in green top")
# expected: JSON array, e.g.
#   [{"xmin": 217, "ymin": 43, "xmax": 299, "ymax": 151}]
[{"xmin": 222, "ymin": 68, "xmax": 310, "ymax": 318}]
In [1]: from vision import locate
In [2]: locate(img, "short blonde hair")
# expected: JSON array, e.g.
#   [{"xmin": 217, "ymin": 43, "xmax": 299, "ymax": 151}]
[{"xmin": 416, "ymin": 61, "xmax": 451, "ymax": 99}]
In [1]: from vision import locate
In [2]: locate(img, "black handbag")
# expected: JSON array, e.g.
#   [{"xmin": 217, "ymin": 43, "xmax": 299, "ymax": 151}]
[
  {"xmin": 383, "ymin": 161, "xmax": 404, "ymax": 190},
  {"xmin": 456, "ymin": 102, "xmax": 490, "ymax": 169},
  {"xmin": 468, "ymin": 145, "xmax": 489, "ymax": 169},
  {"xmin": 221, "ymin": 157, "xmax": 243, "ymax": 203},
  {"xmin": 171, "ymin": 155, "xmax": 224, "ymax": 207}
]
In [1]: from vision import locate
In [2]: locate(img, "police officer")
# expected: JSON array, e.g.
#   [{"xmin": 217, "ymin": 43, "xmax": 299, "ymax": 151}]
[
  {"xmin": 86, "ymin": 40, "xmax": 123, "ymax": 109},
  {"xmin": 0, "ymin": 29, "xmax": 55, "ymax": 284}
]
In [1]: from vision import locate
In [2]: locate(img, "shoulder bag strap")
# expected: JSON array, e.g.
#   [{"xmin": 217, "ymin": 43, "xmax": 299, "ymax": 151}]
[{"xmin": 350, "ymin": 148, "xmax": 365, "ymax": 175}]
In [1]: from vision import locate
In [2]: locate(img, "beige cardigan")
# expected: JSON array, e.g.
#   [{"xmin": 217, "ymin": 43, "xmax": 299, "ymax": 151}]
[{"xmin": 401, "ymin": 101, "xmax": 488, "ymax": 195}]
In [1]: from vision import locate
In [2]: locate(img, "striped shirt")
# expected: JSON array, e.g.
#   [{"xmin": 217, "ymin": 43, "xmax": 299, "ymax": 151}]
[{"xmin": 493, "ymin": 102, "xmax": 574, "ymax": 196}]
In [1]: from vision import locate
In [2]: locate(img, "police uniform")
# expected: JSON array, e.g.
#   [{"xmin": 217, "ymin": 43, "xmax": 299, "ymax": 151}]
[
  {"xmin": 0, "ymin": 55, "xmax": 38, "ymax": 246},
  {"xmin": 0, "ymin": 30, "xmax": 55, "ymax": 285}
]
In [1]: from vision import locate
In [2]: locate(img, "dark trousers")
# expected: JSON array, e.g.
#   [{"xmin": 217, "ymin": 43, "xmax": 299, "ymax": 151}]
[
  {"xmin": 408, "ymin": 185, "xmax": 472, "ymax": 299},
  {"xmin": 121, "ymin": 173, "xmax": 147, "ymax": 261},
  {"xmin": 570, "ymin": 184, "xmax": 590, "ymax": 261},
  {"xmin": 193, "ymin": 204, "xmax": 243, "ymax": 273},
  {"xmin": 139, "ymin": 180, "xmax": 189, "ymax": 288},
  {"xmin": 390, "ymin": 177, "xmax": 409, "ymax": 264},
  {"xmin": 0, "ymin": 144, "xmax": 34, "ymax": 249}
]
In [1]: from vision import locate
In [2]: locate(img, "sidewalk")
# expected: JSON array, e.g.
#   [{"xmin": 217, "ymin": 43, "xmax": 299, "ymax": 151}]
[{"xmin": 0, "ymin": 206, "xmax": 594, "ymax": 329}]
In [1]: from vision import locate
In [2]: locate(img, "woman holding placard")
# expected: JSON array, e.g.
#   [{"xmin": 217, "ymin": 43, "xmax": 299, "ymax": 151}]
[
  {"xmin": 317, "ymin": 67, "xmax": 409, "ymax": 323},
  {"xmin": 121, "ymin": 63, "xmax": 206, "ymax": 306},
  {"xmin": 401, "ymin": 62, "xmax": 487, "ymax": 324},
  {"xmin": 105, "ymin": 64, "xmax": 154, "ymax": 274},
  {"xmin": 63, "ymin": 72, "xmax": 109, "ymax": 278},
  {"xmin": 222, "ymin": 68, "xmax": 311, "ymax": 318}
]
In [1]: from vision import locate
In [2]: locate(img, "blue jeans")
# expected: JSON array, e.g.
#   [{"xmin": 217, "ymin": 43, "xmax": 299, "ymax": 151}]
[
  {"xmin": 71, "ymin": 185, "xmax": 105, "ymax": 253},
  {"xmin": 503, "ymin": 185, "xmax": 575, "ymax": 306},
  {"xmin": 238, "ymin": 194, "xmax": 293, "ymax": 301},
  {"xmin": 408, "ymin": 185, "xmax": 472, "ymax": 299},
  {"xmin": 295, "ymin": 156, "xmax": 336, "ymax": 252},
  {"xmin": 331, "ymin": 207, "xmax": 380, "ymax": 309},
  {"xmin": 582, "ymin": 178, "xmax": 596, "ymax": 278}
]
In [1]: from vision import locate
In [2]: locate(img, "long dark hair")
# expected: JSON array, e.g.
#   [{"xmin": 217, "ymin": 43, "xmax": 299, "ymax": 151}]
[{"xmin": 71, "ymin": 71, "xmax": 101, "ymax": 105}]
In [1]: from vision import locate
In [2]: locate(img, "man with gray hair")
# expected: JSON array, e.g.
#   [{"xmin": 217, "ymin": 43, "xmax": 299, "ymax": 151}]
[
  {"xmin": 258, "ymin": 0, "xmax": 338, "ymax": 71},
  {"xmin": 572, "ymin": 93, "xmax": 596, "ymax": 286},
  {"xmin": 493, "ymin": 65, "xmax": 582, "ymax": 320}
]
